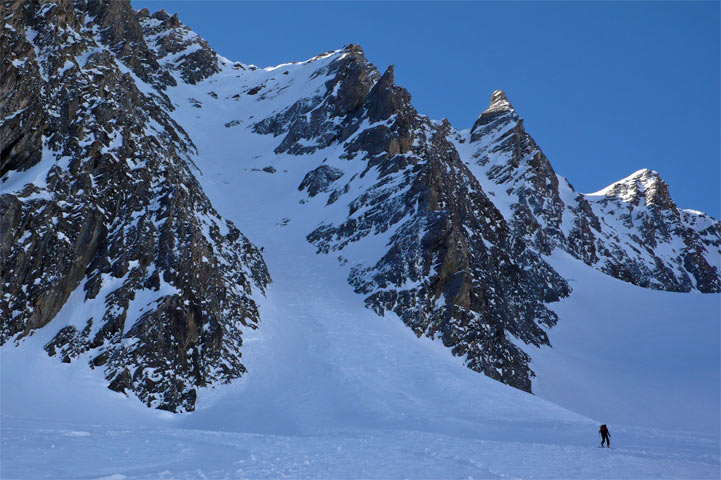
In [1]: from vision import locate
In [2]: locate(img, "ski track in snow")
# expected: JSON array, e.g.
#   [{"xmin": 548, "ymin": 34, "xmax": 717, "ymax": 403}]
[{"xmin": 2, "ymin": 54, "xmax": 720, "ymax": 479}]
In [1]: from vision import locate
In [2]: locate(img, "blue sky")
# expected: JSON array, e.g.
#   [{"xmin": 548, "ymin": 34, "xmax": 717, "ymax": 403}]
[{"xmin": 132, "ymin": 0, "xmax": 720, "ymax": 217}]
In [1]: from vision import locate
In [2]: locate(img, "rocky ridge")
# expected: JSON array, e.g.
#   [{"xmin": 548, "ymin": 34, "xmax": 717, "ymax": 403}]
[
  {"xmin": 457, "ymin": 91, "xmax": 720, "ymax": 293},
  {"xmin": 584, "ymin": 169, "xmax": 720, "ymax": 291},
  {"xmin": 250, "ymin": 50, "xmax": 571, "ymax": 391},
  {"xmin": 1, "ymin": 0, "xmax": 718, "ymax": 413},
  {"xmin": 1, "ymin": 0, "xmax": 269, "ymax": 412}
]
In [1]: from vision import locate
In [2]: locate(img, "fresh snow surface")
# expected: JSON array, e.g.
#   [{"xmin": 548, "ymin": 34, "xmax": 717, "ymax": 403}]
[{"xmin": 2, "ymin": 53, "xmax": 719, "ymax": 479}]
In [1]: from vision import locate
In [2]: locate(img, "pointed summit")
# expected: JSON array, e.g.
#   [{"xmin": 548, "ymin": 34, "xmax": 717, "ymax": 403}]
[
  {"xmin": 486, "ymin": 89, "xmax": 515, "ymax": 113},
  {"xmin": 470, "ymin": 89, "xmax": 519, "ymax": 141},
  {"xmin": 343, "ymin": 43, "xmax": 366, "ymax": 56},
  {"xmin": 590, "ymin": 169, "xmax": 661, "ymax": 196},
  {"xmin": 366, "ymin": 64, "xmax": 412, "ymax": 122}
]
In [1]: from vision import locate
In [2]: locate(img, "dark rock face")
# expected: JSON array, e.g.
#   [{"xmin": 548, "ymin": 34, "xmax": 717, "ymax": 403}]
[
  {"xmin": 1, "ymin": 0, "xmax": 269, "ymax": 412},
  {"xmin": 468, "ymin": 90, "xmax": 599, "ymax": 261},
  {"xmin": 466, "ymin": 91, "xmax": 720, "ymax": 293},
  {"xmin": 137, "ymin": 8, "xmax": 221, "ymax": 85},
  {"xmin": 298, "ymin": 165, "xmax": 344, "ymax": 197},
  {"xmin": 253, "ymin": 45, "xmax": 383, "ymax": 156},
  {"xmin": 1, "ymin": 0, "xmax": 51, "ymax": 178},
  {"xmin": 258, "ymin": 49, "xmax": 570, "ymax": 391}
]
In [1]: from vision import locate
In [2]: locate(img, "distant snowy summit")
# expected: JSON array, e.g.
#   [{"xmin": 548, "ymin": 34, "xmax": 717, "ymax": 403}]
[
  {"xmin": 589, "ymin": 168, "xmax": 669, "ymax": 205},
  {"xmin": 584, "ymin": 168, "xmax": 720, "ymax": 292},
  {"xmin": 1, "ymin": 0, "xmax": 719, "ymax": 412},
  {"xmin": 460, "ymin": 92, "xmax": 720, "ymax": 293}
]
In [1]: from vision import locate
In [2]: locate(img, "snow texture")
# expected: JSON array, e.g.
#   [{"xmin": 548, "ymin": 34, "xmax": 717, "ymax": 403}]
[
  {"xmin": 1, "ymin": 3, "xmax": 719, "ymax": 478},
  {"xmin": 2, "ymin": 231, "xmax": 719, "ymax": 478}
]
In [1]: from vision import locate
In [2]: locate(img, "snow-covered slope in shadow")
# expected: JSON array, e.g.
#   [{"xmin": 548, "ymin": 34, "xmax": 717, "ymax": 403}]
[
  {"xmin": 3, "ymin": 78, "xmax": 718, "ymax": 472},
  {"xmin": 531, "ymin": 249, "xmax": 720, "ymax": 434},
  {"xmin": 2, "ymin": 238, "xmax": 719, "ymax": 477},
  {"xmin": 2, "ymin": 3, "xmax": 718, "ymax": 476},
  {"xmin": 2, "ymin": 235, "xmax": 719, "ymax": 477}
]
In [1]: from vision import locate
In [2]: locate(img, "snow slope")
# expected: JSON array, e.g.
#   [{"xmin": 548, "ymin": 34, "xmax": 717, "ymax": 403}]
[
  {"xmin": 2, "ymin": 220, "xmax": 719, "ymax": 478},
  {"xmin": 4, "ymin": 51, "xmax": 718, "ymax": 478},
  {"xmin": 161, "ymin": 52, "xmax": 721, "ymax": 436},
  {"xmin": 532, "ymin": 250, "xmax": 720, "ymax": 434},
  {"xmin": 2, "ymin": 14, "xmax": 720, "ymax": 476}
]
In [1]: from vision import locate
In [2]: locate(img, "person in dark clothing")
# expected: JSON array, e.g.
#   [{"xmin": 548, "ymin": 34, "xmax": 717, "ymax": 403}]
[{"xmin": 599, "ymin": 424, "xmax": 611, "ymax": 448}]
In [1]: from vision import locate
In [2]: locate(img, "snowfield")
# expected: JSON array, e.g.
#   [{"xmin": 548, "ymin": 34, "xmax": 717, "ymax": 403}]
[
  {"xmin": 533, "ymin": 250, "xmax": 720, "ymax": 435},
  {"xmin": 1, "ymin": 230, "xmax": 719, "ymax": 478},
  {"xmin": 2, "ymin": 41, "xmax": 719, "ymax": 480}
]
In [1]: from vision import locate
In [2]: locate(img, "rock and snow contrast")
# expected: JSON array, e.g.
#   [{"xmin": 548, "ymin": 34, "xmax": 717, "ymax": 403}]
[
  {"xmin": 454, "ymin": 91, "xmax": 720, "ymax": 293},
  {"xmin": 1, "ymin": 0, "xmax": 269, "ymax": 413},
  {"xmin": 1, "ymin": 1, "xmax": 719, "ymax": 478}
]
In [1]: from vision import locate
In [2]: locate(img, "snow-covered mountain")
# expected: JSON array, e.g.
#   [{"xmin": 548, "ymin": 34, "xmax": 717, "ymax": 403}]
[
  {"xmin": 1, "ymin": 1, "xmax": 269, "ymax": 412},
  {"xmin": 1, "ymin": 0, "xmax": 719, "ymax": 419},
  {"xmin": 454, "ymin": 90, "xmax": 720, "ymax": 293},
  {"xmin": 584, "ymin": 168, "xmax": 720, "ymax": 291}
]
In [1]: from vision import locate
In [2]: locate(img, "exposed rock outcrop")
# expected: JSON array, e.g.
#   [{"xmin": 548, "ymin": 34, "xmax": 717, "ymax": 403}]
[
  {"xmin": 463, "ymin": 91, "xmax": 720, "ymax": 293},
  {"xmin": 256, "ymin": 49, "xmax": 570, "ymax": 391},
  {"xmin": 299, "ymin": 165, "xmax": 345, "ymax": 197},
  {"xmin": 1, "ymin": 0, "xmax": 269, "ymax": 412}
]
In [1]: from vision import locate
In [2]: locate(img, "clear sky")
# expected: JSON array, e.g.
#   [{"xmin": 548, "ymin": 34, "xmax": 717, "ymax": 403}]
[{"xmin": 132, "ymin": 0, "xmax": 720, "ymax": 218}]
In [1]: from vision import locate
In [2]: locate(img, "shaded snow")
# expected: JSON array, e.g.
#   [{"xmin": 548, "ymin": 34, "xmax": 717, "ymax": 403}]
[
  {"xmin": 2, "ymin": 40, "xmax": 719, "ymax": 480},
  {"xmin": 2, "ymin": 232, "xmax": 719, "ymax": 478},
  {"xmin": 531, "ymin": 250, "xmax": 720, "ymax": 434}
]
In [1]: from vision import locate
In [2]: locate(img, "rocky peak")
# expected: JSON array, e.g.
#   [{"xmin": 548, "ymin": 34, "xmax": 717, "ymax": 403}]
[
  {"xmin": 464, "ymin": 88, "xmax": 582, "ymax": 258},
  {"xmin": 83, "ymin": 0, "xmax": 176, "ymax": 89},
  {"xmin": 366, "ymin": 65, "xmax": 413, "ymax": 123},
  {"xmin": 251, "ymin": 44, "xmax": 418, "ymax": 156},
  {"xmin": 138, "ymin": 7, "xmax": 221, "ymax": 85},
  {"xmin": 1, "ymin": 0, "xmax": 270, "ymax": 412},
  {"xmin": 470, "ymin": 90, "xmax": 521, "ymax": 142},
  {"xmin": 486, "ymin": 89, "xmax": 515, "ymax": 113},
  {"xmin": 149, "ymin": 9, "xmax": 181, "ymax": 27},
  {"xmin": 327, "ymin": 44, "xmax": 381, "ymax": 117},
  {"xmin": 463, "ymin": 89, "xmax": 719, "ymax": 294},
  {"xmin": 582, "ymin": 168, "xmax": 720, "ymax": 292},
  {"xmin": 342, "ymin": 43, "xmax": 366, "ymax": 57},
  {"xmin": 294, "ymin": 67, "xmax": 570, "ymax": 393},
  {"xmin": 590, "ymin": 169, "xmax": 676, "ymax": 210}
]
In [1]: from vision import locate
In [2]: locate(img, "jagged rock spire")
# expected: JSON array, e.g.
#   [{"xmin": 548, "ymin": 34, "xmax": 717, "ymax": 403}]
[
  {"xmin": 486, "ymin": 89, "xmax": 515, "ymax": 113},
  {"xmin": 470, "ymin": 89, "xmax": 518, "ymax": 140}
]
